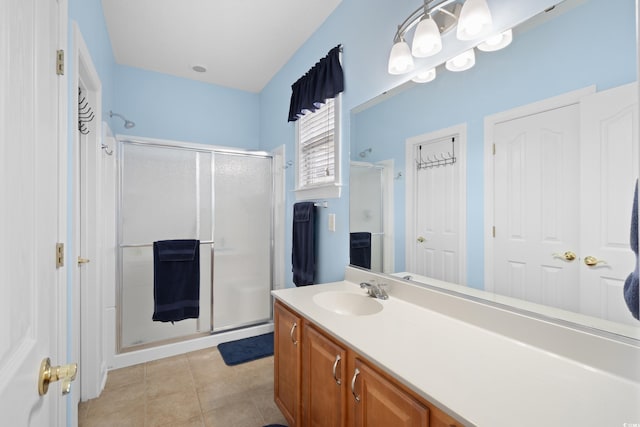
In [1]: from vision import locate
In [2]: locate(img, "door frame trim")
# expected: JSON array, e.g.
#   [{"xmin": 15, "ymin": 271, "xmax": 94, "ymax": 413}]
[
  {"xmin": 483, "ymin": 86, "xmax": 596, "ymax": 291},
  {"xmin": 405, "ymin": 123, "xmax": 467, "ymax": 283},
  {"xmin": 71, "ymin": 21, "xmax": 106, "ymax": 402}
]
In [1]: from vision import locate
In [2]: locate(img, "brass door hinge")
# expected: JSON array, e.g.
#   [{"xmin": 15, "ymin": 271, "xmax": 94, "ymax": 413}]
[
  {"xmin": 492, "ymin": 226, "xmax": 496, "ymax": 238},
  {"xmin": 56, "ymin": 243, "xmax": 64, "ymax": 268},
  {"xmin": 492, "ymin": 143, "xmax": 496, "ymax": 155},
  {"xmin": 56, "ymin": 50, "xmax": 64, "ymax": 75}
]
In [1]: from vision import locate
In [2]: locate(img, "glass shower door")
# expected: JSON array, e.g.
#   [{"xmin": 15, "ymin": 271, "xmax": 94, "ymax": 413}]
[
  {"xmin": 213, "ymin": 153, "xmax": 273, "ymax": 331},
  {"xmin": 119, "ymin": 142, "xmax": 213, "ymax": 349}
]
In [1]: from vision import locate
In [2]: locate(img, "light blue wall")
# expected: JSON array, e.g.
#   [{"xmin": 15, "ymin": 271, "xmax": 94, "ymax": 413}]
[
  {"xmin": 69, "ymin": 0, "xmax": 115, "ymax": 122},
  {"xmin": 112, "ymin": 65, "xmax": 259, "ymax": 147},
  {"xmin": 351, "ymin": 0, "xmax": 637, "ymax": 288},
  {"xmin": 259, "ymin": 0, "xmax": 427, "ymax": 286}
]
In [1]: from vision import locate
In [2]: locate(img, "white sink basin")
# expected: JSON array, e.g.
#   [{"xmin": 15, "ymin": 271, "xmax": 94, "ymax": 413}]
[{"xmin": 313, "ymin": 291, "xmax": 383, "ymax": 316}]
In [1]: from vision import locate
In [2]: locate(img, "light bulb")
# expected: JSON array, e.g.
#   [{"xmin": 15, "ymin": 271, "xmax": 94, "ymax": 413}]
[
  {"xmin": 478, "ymin": 29, "xmax": 513, "ymax": 52},
  {"xmin": 412, "ymin": 68, "xmax": 437, "ymax": 83},
  {"xmin": 388, "ymin": 40, "xmax": 415, "ymax": 74},
  {"xmin": 412, "ymin": 17, "xmax": 442, "ymax": 58},
  {"xmin": 445, "ymin": 49, "xmax": 476, "ymax": 72},
  {"xmin": 456, "ymin": 0, "xmax": 493, "ymax": 41}
]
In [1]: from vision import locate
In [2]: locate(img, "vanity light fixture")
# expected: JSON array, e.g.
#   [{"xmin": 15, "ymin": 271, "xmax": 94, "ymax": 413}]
[{"xmin": 388, "ymin": 0, "xmax": 510, "ymax": 81}]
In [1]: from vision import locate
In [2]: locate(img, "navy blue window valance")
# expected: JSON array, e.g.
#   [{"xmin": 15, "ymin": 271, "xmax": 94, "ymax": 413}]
[{"xmin": 288, "ymin": 45, "xmax": 344, "ymax": 122}]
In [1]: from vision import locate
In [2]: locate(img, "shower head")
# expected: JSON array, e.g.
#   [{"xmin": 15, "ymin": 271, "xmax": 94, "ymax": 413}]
[
  {"xmin": 109, "ymin": 110, "xmax": 135, "ymax": 129},
  {"xmin": 359, "ymin": 148, "xmax": 372, "ymax": 158}
]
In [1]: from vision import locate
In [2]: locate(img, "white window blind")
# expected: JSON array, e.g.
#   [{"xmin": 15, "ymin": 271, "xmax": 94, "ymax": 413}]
[{"xmin": 298, "ymin": 98, "xmax": 336, "ymax": 188}]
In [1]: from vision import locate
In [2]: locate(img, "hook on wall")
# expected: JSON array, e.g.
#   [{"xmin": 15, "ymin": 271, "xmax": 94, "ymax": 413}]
[
  {"xmin": 78, "ymin": 88, "xmax": 95, "ymax": 135},
  {"xmin": 101, "ymin": 143, "xmax": 113, "ymax": 156},
  {"xmin": 283, "ymin": 160, "xmax": 294, "ymax": 169}
]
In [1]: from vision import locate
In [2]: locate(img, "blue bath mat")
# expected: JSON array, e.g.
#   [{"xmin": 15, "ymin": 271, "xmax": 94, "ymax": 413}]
[{"xmin": 218, "ymin": 332, "xmax": 274, "ymax": 366}]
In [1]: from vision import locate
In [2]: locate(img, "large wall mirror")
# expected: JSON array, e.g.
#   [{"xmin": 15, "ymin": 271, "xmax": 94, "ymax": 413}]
[{"xmin": 349, "ymin": 0, "xmax": 640, "ymax": 341}]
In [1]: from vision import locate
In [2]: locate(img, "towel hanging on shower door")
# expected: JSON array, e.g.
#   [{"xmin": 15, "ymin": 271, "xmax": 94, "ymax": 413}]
[{"xmin": 152, "ymin": 239, "xmax": 200, "ymax": 322}]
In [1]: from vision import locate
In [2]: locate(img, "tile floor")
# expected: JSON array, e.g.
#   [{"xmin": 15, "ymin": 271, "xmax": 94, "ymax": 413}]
[{"xmin": 78, "ymin": 347, "xmax": 288, "ymax": 427}]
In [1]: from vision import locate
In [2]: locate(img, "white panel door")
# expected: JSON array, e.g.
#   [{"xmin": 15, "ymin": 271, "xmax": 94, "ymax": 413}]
[
  {"xmin": 493, "ymin": 104, "xmax": 580, "ymax": 310},
  {"xmin": 0, "ymin": 0, "xmax": 64, "ymax": 425},
  {"xmin": 579, "ymin": 83, "xmax": 638, "ymax": 325},
  {"xmin": 413, "ymin": 137, "xmax": 461, "ymax": 284}
]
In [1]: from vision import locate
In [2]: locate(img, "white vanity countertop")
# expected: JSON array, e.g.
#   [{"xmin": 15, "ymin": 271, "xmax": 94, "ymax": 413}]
[{"xmin": 272, "ymin": 280, "xmax": 640, "ymax": 427}]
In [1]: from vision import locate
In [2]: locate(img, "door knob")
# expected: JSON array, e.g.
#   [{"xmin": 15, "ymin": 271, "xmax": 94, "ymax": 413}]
[
  {"xmin": 552, "ymin": 251, "xmax": 576, "ymax": 261},
  {"xmin": 584, "ymin": 256, "xmax": 606, "ymax": 267},
  {"xmin": 416, "ymin": 236, "xmax": 426, "ymax": 243},
  {"xmin": 77, "ymin": 257, "xmax": 90, "ymax": 265},
  {"xmin": 38, "ymin": 358, "xmax": 78, "ymax": 396}
]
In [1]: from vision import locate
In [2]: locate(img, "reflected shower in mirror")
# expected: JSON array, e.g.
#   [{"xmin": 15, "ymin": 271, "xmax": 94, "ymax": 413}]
[
  {"xmin": 349, "ymin": 0, "xmax": 640, "ymax": 339},
  {"xmin": 349, "ymin": 157, "xmax": 395, "ymax": 274}
]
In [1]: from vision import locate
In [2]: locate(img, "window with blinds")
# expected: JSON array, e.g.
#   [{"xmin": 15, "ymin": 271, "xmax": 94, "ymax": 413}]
[{"xmin": 296, "ymin": 97, "xmax": 339, "ymax": 194}]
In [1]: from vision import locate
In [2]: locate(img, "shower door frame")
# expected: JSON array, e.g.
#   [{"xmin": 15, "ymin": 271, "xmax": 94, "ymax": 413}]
[{"xmin": 116, "ymin": 135, "xmax": 275, "ymax": 353}]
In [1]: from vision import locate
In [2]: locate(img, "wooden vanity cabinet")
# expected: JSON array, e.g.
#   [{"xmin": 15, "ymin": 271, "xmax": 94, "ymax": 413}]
[
  {"xmin": 274, "ymin": 301, "xmax": 301, "ymax": 427},
  {"xmin": 302, "ymin": 324, "xmax": 348, "ymax": 427},
  {"xmin": 274, "ymin": 300, "xmax": 463, "ymax": 427},
  {"xmin": 350, "ymin": 357, "xmax": 429, "ymax": 427}
]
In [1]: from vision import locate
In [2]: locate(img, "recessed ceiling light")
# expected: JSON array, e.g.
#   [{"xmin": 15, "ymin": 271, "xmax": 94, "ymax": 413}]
[{"xmin": 192, "ymin": 65, "xmax": 207, "ymax": 73}]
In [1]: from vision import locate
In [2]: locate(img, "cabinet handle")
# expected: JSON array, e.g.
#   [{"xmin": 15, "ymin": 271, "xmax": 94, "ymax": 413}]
[
  {"xmin": 332, "ymin": 355, "xmax": 342, "ymax": 385},
  {"xmin": 351, "ymin": 368, "xmax": 360, "ymax": 402},
  {"xmin": 289, "ymin": 322, "xmax": 298, "ymax": 345}
]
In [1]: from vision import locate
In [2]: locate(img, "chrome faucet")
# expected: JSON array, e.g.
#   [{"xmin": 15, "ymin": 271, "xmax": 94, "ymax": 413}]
[{"xmin": 359, "ymin": 282, "xmax": 389, "ymax": 300}]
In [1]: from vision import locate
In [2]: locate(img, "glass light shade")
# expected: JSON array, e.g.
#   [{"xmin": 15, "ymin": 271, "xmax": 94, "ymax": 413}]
[
  {"xmin": 478, "ymin": 29, "xmax": 513, "ymax": 52},
  {"xmin": 412, "ymin": 68, "xmax": 437, "ymax": 83},
  {"xmin": 388, "ymin": 40, "xmax": 415, "ymax": 74},
  {"xmin": 445, "ymin": 49, "xmax": 476, "ymax": 72},
  {"xmin": 412, "ymin": 17, "xmax": 442, "ymax": 58},
  {"xmin": 456, "ymin": 0, "xmax": 493, "ymax": 41}
]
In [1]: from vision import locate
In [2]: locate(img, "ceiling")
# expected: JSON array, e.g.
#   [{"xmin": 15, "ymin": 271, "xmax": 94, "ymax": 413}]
[{"xmin": 102, "ymin": 0, "xmax": 343, "ymax": 93}]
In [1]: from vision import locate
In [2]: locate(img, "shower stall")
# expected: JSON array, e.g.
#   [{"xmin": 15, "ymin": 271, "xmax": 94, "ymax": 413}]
[{"xmin": 117, "ymin": 138, "xmax": 273, "ymax": 352}]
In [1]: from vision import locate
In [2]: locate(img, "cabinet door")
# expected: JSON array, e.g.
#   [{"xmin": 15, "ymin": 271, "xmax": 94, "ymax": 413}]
[
  {"xmin": 302, "ymin": 324, "xmax": 348, "ymax": 427},
  {"xmin": 430, "ymin": 405, "xmax": 462, "ymax": 427},
  {"xmin": 352, "ymin": 359, "xmax": 429, "ymax": 427},
  {"xmin": 274, "ymin": 301, "xmax": 301, "ymax": 426}
]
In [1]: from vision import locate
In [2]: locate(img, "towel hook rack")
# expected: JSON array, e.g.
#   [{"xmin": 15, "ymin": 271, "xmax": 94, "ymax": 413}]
[
  {"xmin": 416, "ymin": 137, "xmax": 457, "ymax": 170},
  {"xmin": 78, "ymin": 87, "xmax": 94, "ymax": 135}
]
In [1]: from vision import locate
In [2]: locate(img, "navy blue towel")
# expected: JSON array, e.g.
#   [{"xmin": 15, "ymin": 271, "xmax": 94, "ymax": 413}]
[
  {"xmin": 292, "ymin": 202, "xmax": 315, "ymax": 286},
  {"xmin": 153, "ymin": 239, "xmax": 200, "ymax": 322},
  {"xmin": 350, "ymin": 232, "xmax": 372, "ymax": 269},
  {"xmin": 624, "ymin": 180, "xmax": 639, "ymax": 320}
]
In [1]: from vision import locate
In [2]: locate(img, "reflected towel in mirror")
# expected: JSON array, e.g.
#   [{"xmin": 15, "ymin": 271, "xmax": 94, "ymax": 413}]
[
  {"xmin": 624, "ymin": 180, "xmax": 639, "ymax": 320},
  {"xmin": 350, "ymin": 232, "xmax": 372, "ymax": 269}
]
